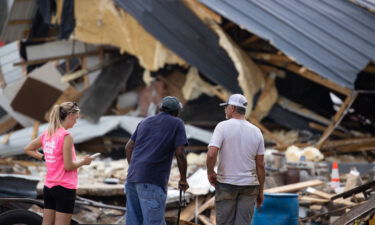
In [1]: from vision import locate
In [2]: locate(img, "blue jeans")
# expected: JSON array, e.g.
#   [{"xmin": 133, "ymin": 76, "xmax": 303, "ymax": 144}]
[{"xmin": 125, "ymin": 182, "xmax": 167, "ymax": 225}]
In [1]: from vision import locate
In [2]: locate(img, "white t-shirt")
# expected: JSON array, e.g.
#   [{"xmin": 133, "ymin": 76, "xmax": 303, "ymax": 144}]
[{"xmin": 209, "ymin": 118, "xmax": 265, "ymax": 186}]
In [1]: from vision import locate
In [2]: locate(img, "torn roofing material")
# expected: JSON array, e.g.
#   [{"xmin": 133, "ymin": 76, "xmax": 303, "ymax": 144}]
[
  {"xmin": 115, "ymin": 0, "xmax": 241, "ymax": 93},
  {"xmin": 199, "ymin": 0, "xmax": 375, "ymax": 89}
]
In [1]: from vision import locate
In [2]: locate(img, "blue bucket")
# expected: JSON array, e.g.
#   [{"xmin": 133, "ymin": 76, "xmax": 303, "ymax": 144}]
[{"xmin": 251, "ymin": 193, "xmax": 299, "ymax": 225}]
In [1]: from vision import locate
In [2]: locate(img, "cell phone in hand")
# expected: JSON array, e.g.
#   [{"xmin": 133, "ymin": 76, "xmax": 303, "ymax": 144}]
[{"xmin": 91, "ymin": 153, "xmax": 101, "ymax": 158}]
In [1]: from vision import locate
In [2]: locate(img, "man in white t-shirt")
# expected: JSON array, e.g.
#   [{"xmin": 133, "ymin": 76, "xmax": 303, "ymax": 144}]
[{"xmin": 207, "ymin": 94, "xmax": 265, "ymax": 225}]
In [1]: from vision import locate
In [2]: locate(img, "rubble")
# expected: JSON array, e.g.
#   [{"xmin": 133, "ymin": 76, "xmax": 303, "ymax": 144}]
[{"xmin": 0, "ymin": 0, "xmax": 374, "ymax": 224}]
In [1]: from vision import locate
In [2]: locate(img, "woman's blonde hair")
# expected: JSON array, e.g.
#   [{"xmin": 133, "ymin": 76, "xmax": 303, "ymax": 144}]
[{"xmin": 47, "ymin": 102, "xmax": 80, "ymax": 137}]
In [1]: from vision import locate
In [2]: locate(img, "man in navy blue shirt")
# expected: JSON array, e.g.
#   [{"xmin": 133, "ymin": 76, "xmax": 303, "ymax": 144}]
[{"xmin": 124, "ymin": 96, "xmax": 189, "ymax": 225}]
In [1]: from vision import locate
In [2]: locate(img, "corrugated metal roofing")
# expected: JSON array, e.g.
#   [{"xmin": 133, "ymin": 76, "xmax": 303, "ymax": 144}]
[
  {"xmin": 0, "ymin": 0, "xmax": 37, "ymax": 42},
  {"xmin": 199, "ymin": 0, "xmax": 375, "ymax": 89},
  {"xmin": 115, "ymin": 0, "xmax": 241, "ymax": 93},
  {"xmin": 0, "ymin": 41, "xmax": 23, "ymax": 85}
]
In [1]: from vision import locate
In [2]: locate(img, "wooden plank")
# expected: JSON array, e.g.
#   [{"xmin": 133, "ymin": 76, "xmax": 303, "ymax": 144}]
[
  {"xmin": 223, "ymin": 22, "xmax": 236, "ymax": 30},
  {"xmin": 265, "ymin": 179, "xmax": 324, "ymax": 193},
  {"xmin": 8, "ymin": 19, "xmax": 33, "ymax": 25},
  {"xmin": 309, "ymin": 122, "xmax": 351, "ymax": 138},
  {"xmin": 278, "ymin": 96, "xmax": 334, "ymax": 126},
  {"xmin": 198, "ymin": 214, "xmax": 215, "ymax": 225},
  {"xmin": 299, "ymin": 196, "xmax": 329, "ymax": 204},
  {"xmin": 268, "ymin": 61, "xmax": 351, "ymax": 95},
  {"xmin": 209, "ymin": 208, "xmax": 216, "ymax": 224},
  {"xmin": 180, "ymin": 196, "xmax": 205, "ymax": 222},
  {"xmin": 336, "ymin": 140, "xmax": 375, "ymax": 153},
  {"xmin": 13, "ymin": 51, "xmax": 100, "ymax": 66},
  {"xmin": 322, "ymin": 137, "xmax": 375, "ymax": 149},
  {"xmin": 249, "ymin": 52, "xmax": 290, "ymax": 62},
  {"xmin": 251, "ymin": 72, "xmax": 278, "ymax": 121},
  {"xmin": 240, "ymin": 35, "xmax": 259, "ymax": 46},
  {"xmin": 198, "ymin": 197, "xmax": 215, "ymax": 214},
  {"xmin": 258, "ymin": 64, "xmax": 286, "ymax": 78},
  {"xmin": 316, "ymin": 92, "xmax": 358, "ymax": 149},
  {"xmin": 1, "ymin": 131, "xmax": 13, "ymax": 144},
  {"xmin": 306, "ymin": 187, "xmax": 355, "ymax": 206},
  {"xmin": 61, "ymin": 57, "xmax": 122, "ymax": 82},
  {"xmin": 0, "ymin": 116, "xmax": 17, "ymax": 134},
  {"xmin": 332, "ymin": 195, "xmax": 375, "ymax": 225}
]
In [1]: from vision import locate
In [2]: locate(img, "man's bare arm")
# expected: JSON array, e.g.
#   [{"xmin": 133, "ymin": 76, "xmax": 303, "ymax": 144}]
[
  {"xmin": 255, "ymin": 154, "xmax": 265, "ymax": 208},
  {"xmin": 207, "ymin": 146, "xmax": 219, "ymax": 186},
  {"xmin": 125, "ymin": 139, "xmax": 135, "ymax": 164},
  {"xmin": 175, "ymin": 145, "xmax": 189, "ymax": 191}
]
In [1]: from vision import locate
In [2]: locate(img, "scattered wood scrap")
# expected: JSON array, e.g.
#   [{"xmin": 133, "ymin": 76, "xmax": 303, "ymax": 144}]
[{"xmin": 265, "ymin": 179, "xmax": 324, "ymax": 193}]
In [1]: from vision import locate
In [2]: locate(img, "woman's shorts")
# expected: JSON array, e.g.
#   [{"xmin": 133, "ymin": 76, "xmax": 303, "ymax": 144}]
[{"xmin": 43, "ymin": 185, "xmax": 76, "ymax": 214}]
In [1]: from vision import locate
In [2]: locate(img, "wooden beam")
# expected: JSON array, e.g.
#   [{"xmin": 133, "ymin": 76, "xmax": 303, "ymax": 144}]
[
  {"xmin": 180, "ymin": 196, "xmax": 205, "ymax": 222},
  {"xmin": 265, "ymin": 179, "xmax": 324, "ymax": 193},
  {"xmin": 61, "ymin": 57, "xmax": 123, "ymax": 82},
  {"xmin": 306, "ymin": 187, "xmax": 355, "ymax": 206},
  {"xmin": 0, "ymin": 116, "xmax": 17, "ymax": 134},
  {"xmin": 240, "ymin": 36, "xmax": 259, "ymax": 46},
  {"xmin": 277, "ymin": 97, "xmax": 333, "ymax": 126},
  {"xmin": 209, "ymin": 208, "xmax": 216, "ymax": 224},
  {"xmin": 8, "ymin": 19, "xmax": 33, "ymax": 25},
  {"xmin": 198, "ymin": 214, "xmax": 215, "ymax": 225},
  {"xmin": 249, "ymin": 52, "xmax": 290, "ymax": 62},
  {"xmin": 268, "ymin": 61, "xmax": 352, "ymax": 95},
  {"xmin": 251, "ymin": 72, "xmax": 277, "ymax": 121},
  {"xmin": 322, "ymin": 137, "xmax": 375, "ymax": 149},
  {"xmin": 364, "ymin": 64, "xmax": 375, "ymax": 73},
  {"xmin": 299, "ymin": 196, "xmax": 329, "ymax": 204},
  {"xmin": 309, "ymin": 122, "xmax": 351, "ymax": 139},
  {"xmin": 13, "ymin": 51, "xmax": 100, "ymax": 66},
  {"xmin": 336, "ymin": 140, "xmax": 375, "ymax": 153},
  {"xmin": 258, "ymin": 64, "xmax": 286, "ymax": 78},
  {"xmin": 316, "ymin": 92, "xmax": 358, "ymax": 149},
  {"xmin": 223, "ymin": 22, "xmax": 236, "ymax": 30},
  {"xmin": 198, "ymin": 196, "xmax": 215, "ymax": 214}
]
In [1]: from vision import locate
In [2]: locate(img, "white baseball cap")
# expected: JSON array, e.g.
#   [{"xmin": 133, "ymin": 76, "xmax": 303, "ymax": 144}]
[{"xmin": 219, "ymin": 94, "xmax": 248, "ymax": 108}]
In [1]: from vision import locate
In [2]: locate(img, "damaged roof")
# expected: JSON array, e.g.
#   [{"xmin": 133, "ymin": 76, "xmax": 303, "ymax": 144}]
[
  {"xmin": 115, "ymin": 0, "xmax": 241, "ymax": 93},
  {"xmin": 199, "ymin": 0, "xmax": 375, "ymax": 89},
  {"xmin": 0, "ymin": 0, "xmax": 37, "ymax": 42}
]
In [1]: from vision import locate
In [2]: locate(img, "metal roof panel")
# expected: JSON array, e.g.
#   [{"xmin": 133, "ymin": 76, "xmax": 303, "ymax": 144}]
[
  {"xmin": 200, "ymin": 0, "xmax": 375, "ymax": 89},
  {"xmin": 116, "ymin": 0, "xmax": 241, "ymax": 93}
]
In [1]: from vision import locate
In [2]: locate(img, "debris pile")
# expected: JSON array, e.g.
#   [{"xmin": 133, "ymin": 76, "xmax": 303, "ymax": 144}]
[{"xmin": 0, "ymin": 0, "xmax": 374, "ymax": 224}]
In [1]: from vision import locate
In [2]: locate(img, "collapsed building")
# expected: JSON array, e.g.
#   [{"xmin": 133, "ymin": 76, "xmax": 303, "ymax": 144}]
[{"xmin": 0, "ymin": 0, "xmax": 375, "ymax": 224}]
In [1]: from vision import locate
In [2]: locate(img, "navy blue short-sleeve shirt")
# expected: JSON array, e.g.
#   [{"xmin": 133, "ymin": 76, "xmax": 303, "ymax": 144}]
[{"xmin": 127, "ymin": 112, "xmax": 188, "ymax": 190}]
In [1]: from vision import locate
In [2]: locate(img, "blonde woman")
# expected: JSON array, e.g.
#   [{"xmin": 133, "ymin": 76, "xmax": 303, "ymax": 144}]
[{"xmin": 24, "ymin": 102, "xmax": 93, "ymax": 225}]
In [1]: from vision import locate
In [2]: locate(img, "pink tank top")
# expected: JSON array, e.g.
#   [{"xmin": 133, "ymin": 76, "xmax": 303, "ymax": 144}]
[{"xmin": 40, "ymin": 128, "xmax": 78, "ymax": 189}]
